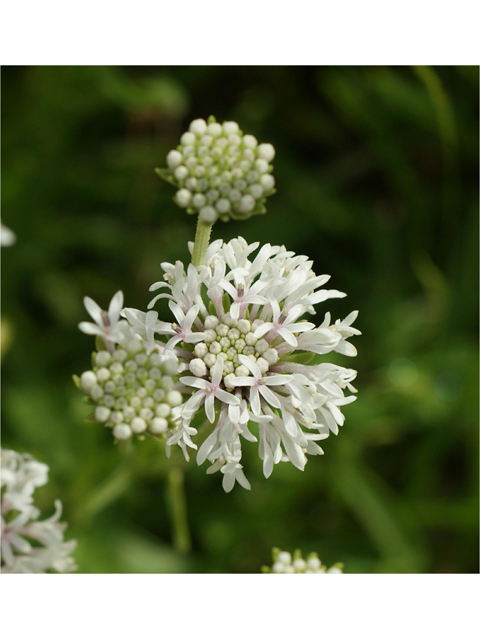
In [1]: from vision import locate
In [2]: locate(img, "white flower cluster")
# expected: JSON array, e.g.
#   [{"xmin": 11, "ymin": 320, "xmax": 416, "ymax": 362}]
[
  {"xmin": 1, "ymin": 219, "xmax": 16, "ymax": 246},
  {"xmin": 263, "ymin": 548, "xmax": 343, "ymax": 574},
  {"xmin": 142, "ymin": 236, "xmax": 359, "ymax": 491},
  {"xmin": 1, "ymin": 449, "xmax": 77, "ymax": 573},
  {"xmin": 77, "ymin": 293, "xmax": 183, "ymax": 441},
  {"xmin": 162, "ymin": 117, "xmax": 276, "ymax": 223}
]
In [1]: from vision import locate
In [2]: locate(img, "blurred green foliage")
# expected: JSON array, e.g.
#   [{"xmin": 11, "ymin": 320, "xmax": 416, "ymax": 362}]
[{"xmin": 1, "ymin": 66, "xmax": 478, "ymax": 573}]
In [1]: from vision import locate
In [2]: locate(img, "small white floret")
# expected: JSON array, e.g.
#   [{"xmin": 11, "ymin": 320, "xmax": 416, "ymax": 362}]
[
  {"xmin": 174, "ymin": 166, "xmax": 189, "ymax": 181},
  {"xmin": 223, "ymin": 121, "xmax": 239, "ymax": 135},
  {"xmin": 260, "ymin": 174, "xmax": 275, "ymax": 191},
  {"xmin": 239, "ymin": 195, "xmax": 255, "ymax": 213},
  {"xmin": 199, "ymin": 206, "xmax": 218, "ymax": 223},
  {"xmin": 189, "ymin": 358, "xmax": 207, "ymax": 377},
  {"xmin": 257, "ymin": 143, "xmax": 276, "ymax": 162},
  {"xmin": 155, "ymin": 403, "xmax": 171, "ymax": 418},
  {"xmin": 176, "ymin": 189, "xmax": 192, "ymax": 207},
  {"xmin": 180, "ymin": 132, "xmax": 196, "ymax": 146},
  {"xmin": 113, "ymin": 423, "xmax": 132, "ymax": 440},
  {"xmin": 80, "ymin": 371, "xmax": 97, "ymax": 391},
  {"xmin": 242, "ymin": 134, "xmax": 258, "ymax": 149},
  {"xmin": 95, "ymin": 351, "xmax": 111, "ymax": 367},
  {"xmin": 167, "ymin": 150, "xmax": 183, "ymax": 169},
  {"xmin": 189, "ymin": 119, "xmax": 208, "ymax": 135},
  {"xmin": 94, "ymin": 406, "xmax": 110, "ymax": 422},
  {"xmin": 192, "ymin": 193, "xmax": 207, "ymax": 209},
  {"xmin": 131, "ymin": 417, "xmax": 147, "ymax": 434},
  {"xmin": 150, "ymin": 417, "xmax": 168, "ymax": 434},
  {"xmin": 278, "ymin": 551, "xmax": 292, "ymax": 565},
  {"xmin": 166, "ymin": 390, "xmax": 183, "ymax": 407}
]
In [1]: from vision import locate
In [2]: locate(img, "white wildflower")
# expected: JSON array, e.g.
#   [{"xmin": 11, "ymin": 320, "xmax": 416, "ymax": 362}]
[
  {"xmin": 1, "ymin": 220, "xmax": 16, "ymax": 247},
  {"xmin": 144, "ymin": 237, "xmax": 359, "ymax": 491},
  {"xmin": 264, "ymin": 548, "xmax": 343, "ymax": 574},
  {"xmin": 76, "ymin": 294, "xmax": 184, "ymax": 442},
  {"xmin": 1, "ymin": 449, "xmax": 77, "ymax": 573}
]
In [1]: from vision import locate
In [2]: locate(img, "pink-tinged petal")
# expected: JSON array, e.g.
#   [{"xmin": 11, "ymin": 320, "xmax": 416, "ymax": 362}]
[
  {"xmin": 238, "ymin": 354, "xmax": 261, "ymax": 379},
  {"xmin": 236, "ymin": 468, "xmax": 251, "ymax": 490},
  {"xmin": 168, "ymin": 301, "xmax": 185, "ymax": 325},
  {"xmin": 83, "ymin": 297, "xmax": 103, "ymax": 325},
  {"xmin": 258, "ymin": 385, "xmax": 282, "ymax": 409},
  {"xmin": 250, "ymin": 387, "xmax": 261, "ymax": 414},
  {"xmin": 148, "ymin": 293, "xmax": 174, "ymax": 309},
  {"xmin": 277, "ymin": 327, "xmax": 298, "ymax": 347},
  {"xmin": 264, "ymin": 374, "xmax": 292, "ymax": 386},
  {"xmin": 184, "ymin": 304, "xmax": 200, "ymax": 330},
  {"xmin": 288, "ymin": 321, "xmax": 315, "ymax": 333},
  {"xmin": 78, "ymin": 322, "xmax": 104, "ymax": 336},
  {"xmin": 211, "ymin": 356, "xmax": 224, "ymax": 387},
  {"xmin": 229, "ymin": 302, "xmax": 240, "ymax": 321},
  {"xmin": 179, "ymin": 376, "xmax": 208, "ymax": 390},
  {"xmin": 231, "ymin": 376, "xmax": 255, "ymax": 387},
  {"xmin": 165, "ymin": 335, "xmax": 183, "ymax": 349},
  {"xmin": 182, "ymin": 390, "xmax": 205, "ymax": 415},
  {"xmin": 215, "ymin": 389, "xmax": 240, "ymax": 405},
  {"xmin": 205, "ymin": 394, "xmax": 215, "ymax": 423},
  {"xmin": 219, "ymin": 281, "xmax": 237, "ymax": 298},
  {"xmin": 253, "ymin": 323, "xmax": 272, "ymax": 339},
  {"xmin": 149, "ymin": 281, "xmax": 170, "ymax": 292},
  {"xmin": 185, "ymin": 331, "xmax": 207, "ymax": 343},
  {"xmin": 108, "ymin": 290, "xmax": 124, "ymax": 323}
]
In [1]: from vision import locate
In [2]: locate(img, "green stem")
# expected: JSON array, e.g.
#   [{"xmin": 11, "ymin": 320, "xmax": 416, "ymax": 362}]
[
  {"xmin": 166, "ymin": 467, "xmax": 191, "ymax": 554},
  {"xmin": 191, "ymin": 217, "xmax": 213, "ymax": 267}
]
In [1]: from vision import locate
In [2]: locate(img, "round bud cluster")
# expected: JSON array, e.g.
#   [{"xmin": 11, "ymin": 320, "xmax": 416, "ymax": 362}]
[
  {"xmin": 165, "ymin": 117, "xmax": 276, "ymax": 222},
  {"xmin": 77, "ymin": 341, "xmax": 182, "ymax": 441},
  {"xmin": 188, "ymin": 314, "xmax": 279, "ymax": 387},
  {"xmin": 266, "ymin": 549, "xmax": 343, "ymax": 574}
]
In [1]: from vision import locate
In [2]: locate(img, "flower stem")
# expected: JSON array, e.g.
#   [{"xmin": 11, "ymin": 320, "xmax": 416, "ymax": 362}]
[
  {"xmin": 191, "ymin": 217, "xmax": 213, "ymax": 267},
  {"xmin": 166, "ymin": 467, "xmax": 191, "ymax": 554}
]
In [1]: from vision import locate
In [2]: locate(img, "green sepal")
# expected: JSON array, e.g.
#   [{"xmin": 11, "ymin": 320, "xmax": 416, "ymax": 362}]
[
  {"xmin": 72, "ymin": 374, "xmax": 81, "ymax": 389},
  {"xmin": 293, "ymin": 548, "xmax": 303, "ymax": 561},
  {"xmin": 185, "ymin": 207, "xmax": 197, "ymax": 215},
  {"xmin": 83, "ymin": 397, "xmax": 95, "ymax": 405},
  {"xmin": 95, "ymin": 335, "xmax": 107, "ymax": 352},
  {"xmin": 281, "ymin": 351, "xmax": 315, "ymax": 365},
  {"xmin": 207, "ymin": 115, "xmax": 217, "ymax": 124},
  {"xmin": 272, "ymin": 547, "xmax": 281, "ymax": 563},
  {"xmin": 155, "ymin": 167, "xmax": 176, "ymax": 186},
  {"xmin": 209, "ymin": 301, "xmax": 217, "ymax": 315},
  {"xmin": 84, "ymin": 414, "xmax": 99, "ymax": 424},
  {"xmin": 261, "ymin": 566, "xmax": 271, "ymax": 573},
  {"xmin": 91, "ymin": 351, "xmax": 97, "ymax": 367},
  {"xmin": 332, "ymin": 562, "xmax": 344, "ymax": 571},
  {"xmin": 306, "ymin": 552, "xmax": 319, "ymax": 560},
  {"xmin": 222, "ymin": 293, "xmax": 231, "ymax": 312}
]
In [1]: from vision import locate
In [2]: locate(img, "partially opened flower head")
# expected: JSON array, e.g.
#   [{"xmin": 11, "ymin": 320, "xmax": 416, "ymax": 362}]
[{"xmin": 76, "ymin": 293, "xmax": 184, "ymax": 442}]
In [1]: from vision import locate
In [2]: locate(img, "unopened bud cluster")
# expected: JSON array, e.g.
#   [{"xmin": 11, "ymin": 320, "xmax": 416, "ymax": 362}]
[
  {"xmin": 76, "ymin": 342, "xmax": 182, "ymax": 441},
  {"xmin": 164, "ymin": 117, "xmax": 276, "ymax": 222},
  {"xmin": 263, "ymin": 549, "xmax": 344, "ymax": 574},
  {"xmin": 188, "ymin": 314, "xmax": 278, "ymax": 387}
]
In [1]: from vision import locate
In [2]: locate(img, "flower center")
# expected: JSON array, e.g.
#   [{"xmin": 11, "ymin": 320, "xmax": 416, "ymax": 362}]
[{"xmin": 188, "ymin": 315, "xmax": 279, "ymax": 388}]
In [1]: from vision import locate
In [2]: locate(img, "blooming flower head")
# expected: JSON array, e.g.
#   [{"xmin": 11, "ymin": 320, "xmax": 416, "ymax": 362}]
[
  {"xmin": 158, "ymin": 116, "xmax": 276, "ymax": 223},
  {"xmin": 76, "ymin": 293, "xmax": 184, "ymax": 442},
  {"xmin": 1, "ymin": 449, "xmax": 77, "ymax": 573},
  {"xmin": 262, "ymin": 548, "xmax": 344, "ymax": 574},
  {"xmin": 144, "ymin": 236, "xmax": 359, "ymax": 491}
]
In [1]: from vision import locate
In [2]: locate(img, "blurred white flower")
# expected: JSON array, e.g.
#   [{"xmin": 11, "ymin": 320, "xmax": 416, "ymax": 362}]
[
  {"xmin": 263, "ymin": 548, "xmax": 343, "ymax": 574},
  {"xmin": 144, "ymin": 237, "xmax": 359, "ymax": 491},
  {"xmin": 1, "ymin": 449, "xmax": 77, "ymax": 574},
  {"xmin": 1, "ymin": 220, "xmax": 16, "ymax": 246}
]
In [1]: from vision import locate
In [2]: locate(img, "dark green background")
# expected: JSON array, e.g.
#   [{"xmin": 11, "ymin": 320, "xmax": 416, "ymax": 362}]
[{"xmin": 2, "ymin": 66, "xmax": 478, "ymax": 573}]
